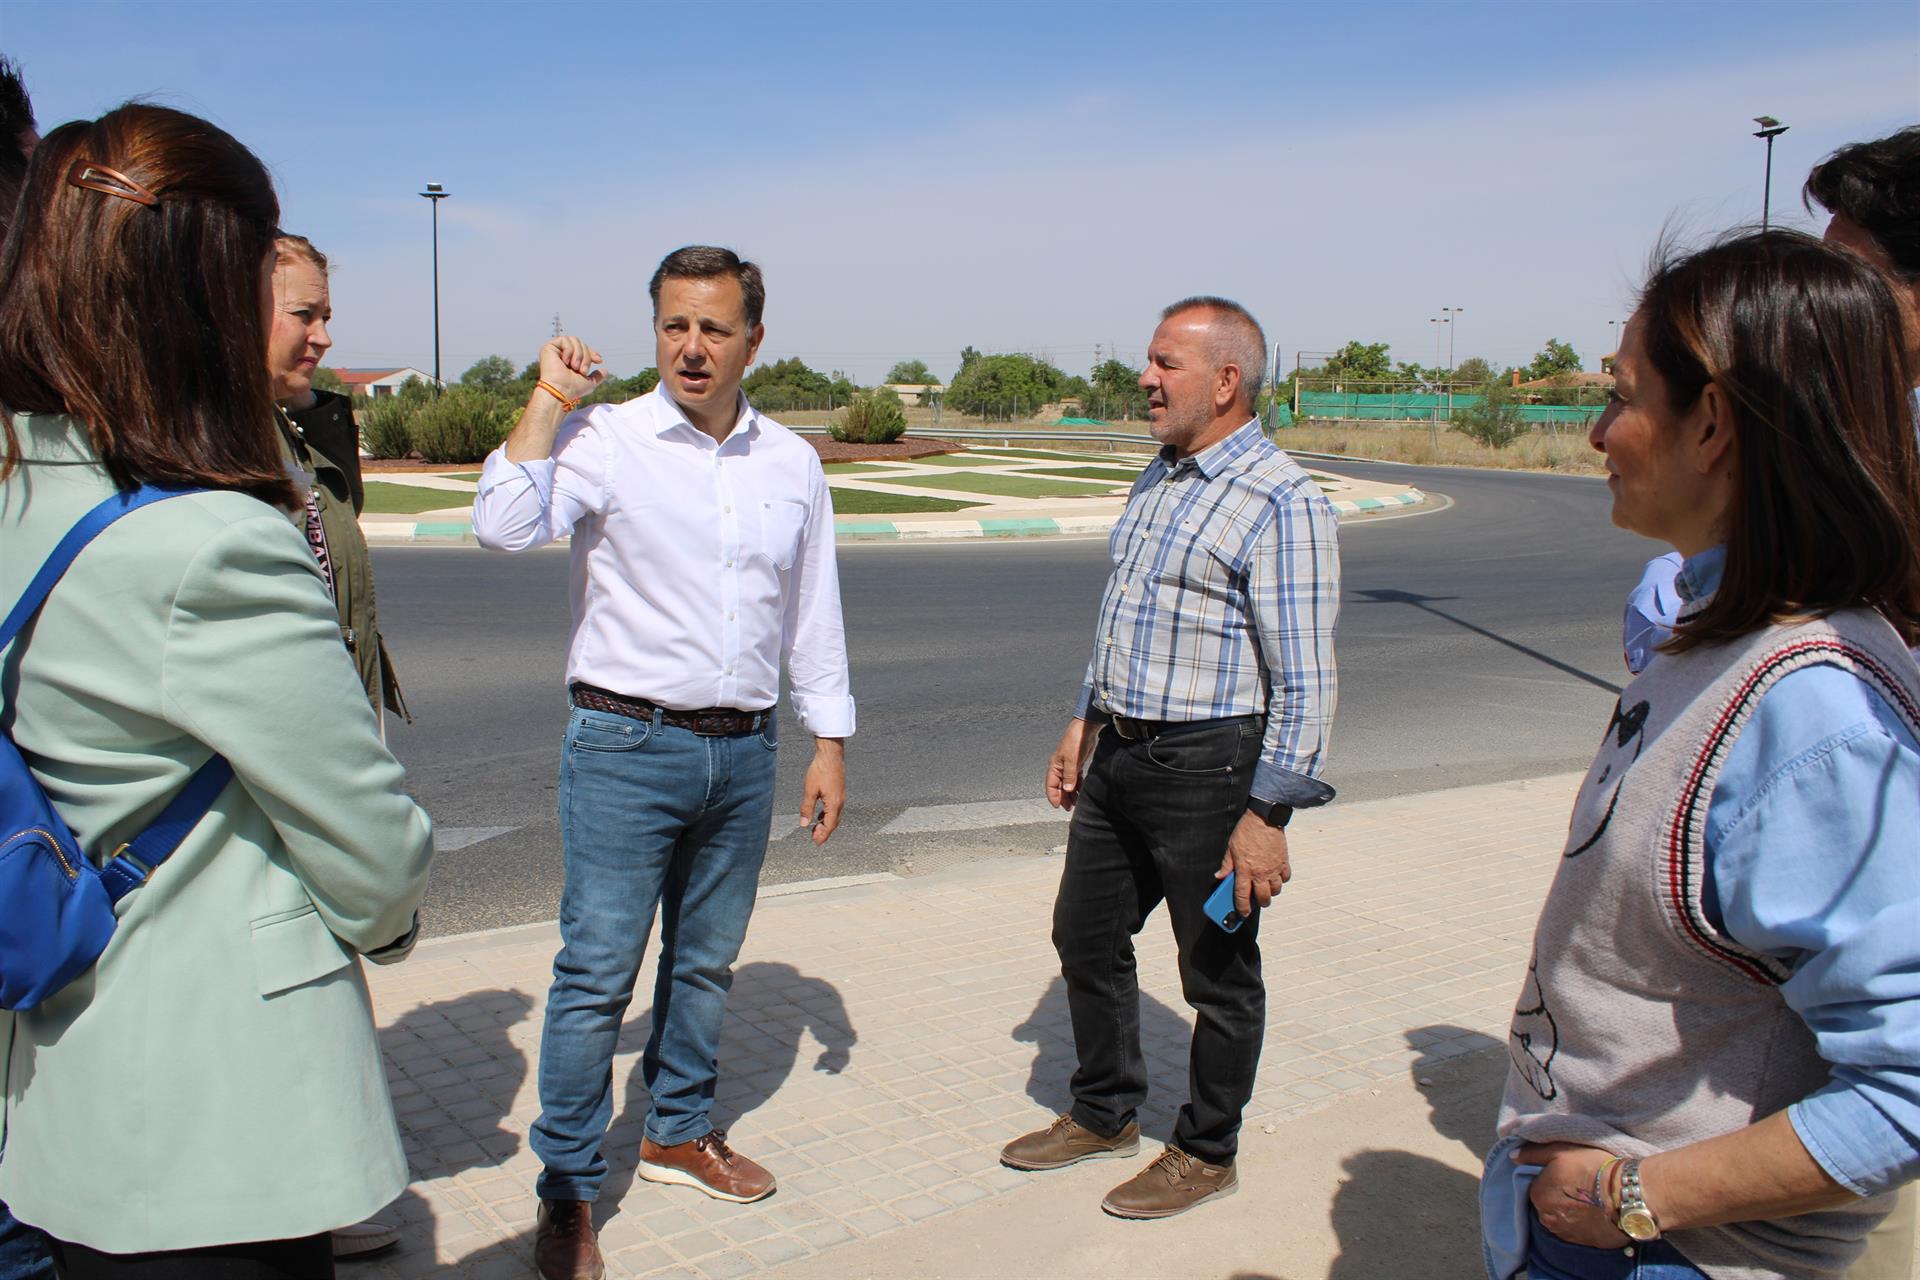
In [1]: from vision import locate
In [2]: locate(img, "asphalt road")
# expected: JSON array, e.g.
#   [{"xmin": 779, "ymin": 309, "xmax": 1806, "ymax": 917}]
[{"xmin": 374, "ymin": 460, "xmax": 1665, "ymax": 936}]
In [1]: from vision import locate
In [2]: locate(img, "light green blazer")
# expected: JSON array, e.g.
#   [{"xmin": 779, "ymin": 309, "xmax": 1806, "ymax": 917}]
[{"xmin": 0, "ymin": 416, "xmax": 434, "ymax": 1251}]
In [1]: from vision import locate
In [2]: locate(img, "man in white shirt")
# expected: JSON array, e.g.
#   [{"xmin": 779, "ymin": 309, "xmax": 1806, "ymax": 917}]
[{"xmin": 472, "ymin": 246, "xmax": 853, "ymax": 1280}]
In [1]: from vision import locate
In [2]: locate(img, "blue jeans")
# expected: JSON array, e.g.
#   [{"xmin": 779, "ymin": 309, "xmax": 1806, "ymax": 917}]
[
  {"xmin": 0, "ymin": 1199, "xmax": 53, "ymax": 1280},
  {"xmin": 531, "ymin": 704, "xmax": 779, "ymax": 1203},
  {"xmin": 1526, "ymin": 1208, "xmax": 1705, "ymax": 1279}
]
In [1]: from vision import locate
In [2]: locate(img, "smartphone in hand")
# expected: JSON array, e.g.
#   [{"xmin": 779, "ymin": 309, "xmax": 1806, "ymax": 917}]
[{"xmin": 1204, "ymin": 875, "xmax": 1244, "ymax": 933}]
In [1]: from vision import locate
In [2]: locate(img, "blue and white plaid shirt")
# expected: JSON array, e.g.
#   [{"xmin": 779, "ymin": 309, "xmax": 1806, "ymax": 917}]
[{"xmin": 1074, "ymin": 419, "xmax": 1340, "ymax": 809}]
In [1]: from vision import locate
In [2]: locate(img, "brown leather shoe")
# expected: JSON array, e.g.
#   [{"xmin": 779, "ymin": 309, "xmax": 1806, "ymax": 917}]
[
  {"xmin": 1101, "ymin": 1145, "xmax": 1238, "ymax": 1219},
  {"xmin": 1000, "ymin": 1113, "xmax": 1141, "ymax": 1170},
  {"xmin": 638, "ymin": 1129, "xmax": 776, "ymax": 1203},
  {"xmin": 534, "ymin": 1199, "xmax": 604, "ymax": 1280}
]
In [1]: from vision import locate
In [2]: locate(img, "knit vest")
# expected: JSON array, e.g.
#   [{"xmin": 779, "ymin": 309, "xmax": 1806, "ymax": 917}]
[{"xmin": 1497, "ymin": 608, "xmax": 1920, "ymax": 1279}]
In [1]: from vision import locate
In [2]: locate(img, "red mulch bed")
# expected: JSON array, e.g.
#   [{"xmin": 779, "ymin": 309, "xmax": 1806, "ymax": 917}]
[{"xmin": 364, "ymin": 436, "xmax": 957, "ymax": 472}]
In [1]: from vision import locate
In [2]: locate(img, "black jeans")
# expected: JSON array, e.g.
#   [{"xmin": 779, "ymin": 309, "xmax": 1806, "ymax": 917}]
[
  {"xmin": 49, "ymin": 1236, "xmax": 332, "ymax": 1280},
  {"xmin": 1051, "ymin": 716, "xmax": 1265, "ymax": 1165}
]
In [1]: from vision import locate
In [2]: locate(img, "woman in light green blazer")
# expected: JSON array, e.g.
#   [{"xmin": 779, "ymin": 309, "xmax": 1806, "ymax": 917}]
[{"xmin": 0, "ymin": 106, "xmax": 433, "ymax": 1275}]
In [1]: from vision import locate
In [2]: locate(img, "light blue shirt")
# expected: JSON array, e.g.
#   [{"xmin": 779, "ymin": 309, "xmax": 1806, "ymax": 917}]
[{"xmin": 1485, "ymin": 547, "xmax": 1920, "ymax": 1276}]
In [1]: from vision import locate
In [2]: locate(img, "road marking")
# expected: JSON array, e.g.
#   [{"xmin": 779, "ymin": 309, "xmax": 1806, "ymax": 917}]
[
  {"xmin": 879, "ymin": 798, "xmax": 1067, "ymax": 835},
  {"xmin": 435, "ymin": 826, "xmax": 518, "ymax": 852}
]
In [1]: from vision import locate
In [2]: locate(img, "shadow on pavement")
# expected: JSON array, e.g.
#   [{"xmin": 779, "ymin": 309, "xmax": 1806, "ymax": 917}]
[
  {"xmin": 1011, "ymin": 976, "xmax": 1193, "ymax": 1145},
  {"xmin": 377, "ymin": 987, "xmax": 536, "ymax": 1276},
  {"xmin": 1352, "ymin": 587, "xmax": 1622, "ymax": 695},
  {"xmin": 1327, "ymin": 1025, "xmax": 1506, "ymax": 1280},
  {"xmin": 595, "ymin": 960, "xmax": 855, "ymax": 1218}
]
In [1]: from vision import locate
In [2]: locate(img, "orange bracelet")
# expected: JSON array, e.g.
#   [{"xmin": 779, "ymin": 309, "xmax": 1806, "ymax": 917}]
[{"xmin": 535, "ymin": 379, "xmax": 580, "ymax": 412}]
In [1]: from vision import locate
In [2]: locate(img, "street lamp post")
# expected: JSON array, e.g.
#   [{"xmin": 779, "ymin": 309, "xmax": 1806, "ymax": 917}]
[
  {"xmin": 1441, "ymin": 306, "xmax": 1463, "ymax": 420},
  {"xmin": 1428, "ymin": 317, "xmax": 1446, "ymax": 443},
  {"xmin": 419, "ymin": 182, "xmax": 450, "ymax": 390},
  {"xmin": 1752, "ymin": 116, "xmax": 1788, "ymax": 230}
]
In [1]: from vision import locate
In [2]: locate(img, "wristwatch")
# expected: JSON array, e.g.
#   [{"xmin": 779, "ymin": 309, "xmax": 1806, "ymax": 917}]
[
  {"xmin": 1245, "ymin": 797, "xmax": 1293, "ymax": 828},
  {"xmin": 1615, "ymin": 1158, "xmax": 1662, "ymax": 1242}
]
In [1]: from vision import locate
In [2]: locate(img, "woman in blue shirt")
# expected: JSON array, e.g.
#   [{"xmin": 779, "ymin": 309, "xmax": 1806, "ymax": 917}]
[{"xmin": 1483, "ymin": 230, "xmax": 1920, "ymax": 1280}]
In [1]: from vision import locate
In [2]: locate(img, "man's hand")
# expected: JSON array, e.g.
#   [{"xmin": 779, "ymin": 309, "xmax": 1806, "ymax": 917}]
[
  {"xmin": 1045, "ymin": 718, "xmax": 1099, "ymax": 810},
  {"xmin": 1218, "ymin": 811, "xmax": 1292, "ymax": 916},
  {"xmin": 1517, "ymin": 1142, "xmax": 1629, "ymax": 1248},
  {"xmin": 539, "ymin": 336, "xmax": 606, "ymax": 402},
  {"xmin": 800, "ymin": 737, "xmax": 846, "ymax": 846},
  {"xmin": 503, "ymin": 336, "xmax": 607, "ymax": 463}
]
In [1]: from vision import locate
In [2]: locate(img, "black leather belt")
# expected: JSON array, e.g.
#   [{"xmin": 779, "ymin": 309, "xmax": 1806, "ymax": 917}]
[
  {"xmin": 571, "ymin": 684, "xmax": 772, "ymax": 736},
  {"xmin": 1097, "ymin": 710, "xmax": 1257, "ymax": 742}
]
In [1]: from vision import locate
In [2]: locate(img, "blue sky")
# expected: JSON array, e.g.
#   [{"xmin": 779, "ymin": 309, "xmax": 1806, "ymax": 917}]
[{"xmin": 9, "ymin": 0, "xmax": 1917, "ymax": 382}]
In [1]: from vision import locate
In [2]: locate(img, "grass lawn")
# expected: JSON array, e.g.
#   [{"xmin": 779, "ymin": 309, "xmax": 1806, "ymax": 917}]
[
  {"xmin": 829, "ymin": 488, "xmax": 984, "ymax": 514},
  {"xmin": 970, "ymin": 447, "xmax": 1133, "ymax": 463},
  {"xmin": 445, "ymin": 472, "xmax": 482, "ymax": 481},
  {"xmin": 361, "ymin": 482, "xmax": 475, "ymax": 515},
  {"xmin": 894, "ymin": 472, "xmax": 1120, "ymax": 500},
  {"xmin": 880, "ymin": 452, "xmax": 1008, "ymax": 468},
  {"xmin": 1029, "ymin": 466, "xmax": 1143, "ymax": 483},
  {"xmin": 822, "ymin": 461, "xmax": 900, "ymax": 474}
]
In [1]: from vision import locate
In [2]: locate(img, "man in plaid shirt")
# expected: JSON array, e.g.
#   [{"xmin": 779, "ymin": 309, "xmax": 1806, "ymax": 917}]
[{"xmin": 1001, "ymin": 296, "xmax": 1340, "ymax": 1219}]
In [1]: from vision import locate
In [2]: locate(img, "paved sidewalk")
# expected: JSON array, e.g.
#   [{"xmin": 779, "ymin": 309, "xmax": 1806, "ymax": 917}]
[{"xmin": 354, "ymin": 772, "xmax": 1581, "ymax": 1279}]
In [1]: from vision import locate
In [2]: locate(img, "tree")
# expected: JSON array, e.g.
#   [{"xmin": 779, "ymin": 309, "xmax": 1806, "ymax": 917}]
[
  {"xmin": 1524, "ymin": 339, "xmax": 1583, "ymax": 382},
  {"xmin": 1320, "ymin": 339, "xmax": 1393, "ymax": 383},
  {"xmin": 518, "ymin": 359, "xmax": 541, "ymax": 384},
  {"xmin": 1451, "ymin": 383, "xmax": 1530, "ymax": 449},
  {"xmin": 1452, "ymin": 357, "xmax": 1494, "ymax": 387},
  {"xmin": 884, "ymin": 359, "xmax": 935, "ymax": 385},
  {"xmin": 956, "ymin": 346, "xmax": 982, "ymax": 378},
  {"xmin": 310, "ymin": 367, "xmax": 345, "ymax": 394},
  {"xmin": 460, "ymin": 355, "xmax": 517, "ymax": 389},
  {"xmin": 1088, "ymin": 358, "xmax": 1147, "ymax": 421},
  {"xmin": 944, "ymin": 352, "xmax": 1073, "ymax": 419}
]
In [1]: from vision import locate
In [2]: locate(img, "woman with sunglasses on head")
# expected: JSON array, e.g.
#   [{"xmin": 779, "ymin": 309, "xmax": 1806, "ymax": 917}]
[
  {"xmin": 1482, "ymin": 230, "xmax": 1920, "ymax": 1280},
  {"xmin": 0, "ymin": 105, "xmax": 432, "ymax": 1279}
]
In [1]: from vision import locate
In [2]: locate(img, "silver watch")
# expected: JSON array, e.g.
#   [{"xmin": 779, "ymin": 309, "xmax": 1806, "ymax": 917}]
[{"xmin": 1615, "ymin": 1158, "xmax": 1662, "ymax": 1242}]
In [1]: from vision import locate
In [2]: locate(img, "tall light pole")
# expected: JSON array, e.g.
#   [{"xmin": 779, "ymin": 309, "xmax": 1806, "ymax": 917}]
[
  {"xmin": 1607, "ymin": 319, "xmax": 1622, "ymax": 368},
  {"xmin": 1752, "ymin": 116, "xmax": 1788, "ymax": 230},
  {"xmin": 419, "ymin": 182, "xmax": 449, "ymax": 390},
  {"xmin": 1441, "ymin": 305, "xmax": 1463, "ymax": 420},
  {"xmin": 1427, "ymin": 317, "xmax": 1446, "ymax": 443}
]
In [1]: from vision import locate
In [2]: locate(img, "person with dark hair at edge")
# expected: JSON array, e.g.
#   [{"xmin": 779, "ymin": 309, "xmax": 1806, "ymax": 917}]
[
  {"xmin": 471, "ymin": 246, "xmax": 854, "ymax": 1280},
  {"xmin": 1482, "ymin": 230, "xmax": 1920, "ymax": 1280},
  {"xmin": 0, "ymin": 103, "xmax": 432, "ymax": 1278},
  {"xmin": 1620, "ymin": 125, "xmax": 1920, "ymax": 675},
  {"xmin": 0, "ymin": 52, "xmax": 55, "ymax": 1280},
  {"xmin": 1002, "ymin": 297, "xmax": 1340, "ymax": 1219}
]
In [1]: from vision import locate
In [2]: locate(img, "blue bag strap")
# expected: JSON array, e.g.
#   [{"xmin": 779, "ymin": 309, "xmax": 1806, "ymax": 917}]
[
  {"xmin": 99, "ymin": 755, "xmax": 234, "ymax": 903},
  {"xmin": 3, "ymin": 482, "xmax": 233, "ymax": 902},
  {"xmin": 0, "ymin": 483, "xmax": 196, "ymax": 650}
]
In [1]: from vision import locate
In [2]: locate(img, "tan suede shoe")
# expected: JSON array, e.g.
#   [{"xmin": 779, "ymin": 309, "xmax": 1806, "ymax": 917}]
[
  {"xmin": 1000, "ymin": 1113, "xmax": 1142, "ymax": 1170},
  {"xmin": 638, "ymin": 1130, "xmax": 776, "ymax": 1203},
  {"xmin": 1100, "ymin": 1145, "xmax": 1238, "ymax": 1219}
]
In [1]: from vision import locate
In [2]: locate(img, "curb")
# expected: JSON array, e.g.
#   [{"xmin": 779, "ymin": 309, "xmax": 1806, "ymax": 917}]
[{"xmin": 361, "ymin": 488, "xmax": 1427, "ymax": 546}]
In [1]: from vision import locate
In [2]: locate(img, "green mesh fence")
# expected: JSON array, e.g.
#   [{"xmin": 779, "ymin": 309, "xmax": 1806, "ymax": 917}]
[{"xmin": 1292, "ymin": 390, "xmax": 1601, "ymax": 427}]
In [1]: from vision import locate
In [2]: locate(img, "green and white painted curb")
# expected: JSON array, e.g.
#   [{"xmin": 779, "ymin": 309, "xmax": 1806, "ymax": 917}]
[{"xmin": 360, "ymin": 488, "xmax": 1425, "ymax": 545}]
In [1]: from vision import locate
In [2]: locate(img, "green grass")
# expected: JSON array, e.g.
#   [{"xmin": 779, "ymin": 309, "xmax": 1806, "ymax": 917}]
[
  {"xmin": 1028, "ymin": 466, "xmax": 1143, "ymax": 483},
  {"xmin": 361, "ymin": 482, "xmax": 475, "ymax": 515},
  {"xmin": 970, "ymin": 447, "xmax": 1126, "ymax": 463},
  {"xmin": 829, "ymin": 487, "xmax": 984, "ymax": 514},
  {"xmin": 822, "ymin": 461, "xmax": 900, "ymax": 474},
  {"xmin": 892, "ymin": 472, "xmax": 1120, "ymax": 500},
  {"xmin": 876, "ymin": 452, "xmax": 1008, "ymax": 467},
  {"xmin": 445, "ymin": 471, "xmax": 483, "ymax": 481}
]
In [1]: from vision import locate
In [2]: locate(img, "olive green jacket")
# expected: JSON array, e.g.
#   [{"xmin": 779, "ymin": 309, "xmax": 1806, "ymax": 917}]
[
  {"xmin": 0, "ymin": 415, "xmax": 434, "ymax": 1250},
  {"xmin": 279, "ymin": 390, "xmax": 407, "ymax": 720}
]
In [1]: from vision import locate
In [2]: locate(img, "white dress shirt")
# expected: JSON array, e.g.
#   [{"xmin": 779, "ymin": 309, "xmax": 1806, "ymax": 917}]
[{"xmin": 471, "ymin": 390, "xmax": 855, "ymax": 738}]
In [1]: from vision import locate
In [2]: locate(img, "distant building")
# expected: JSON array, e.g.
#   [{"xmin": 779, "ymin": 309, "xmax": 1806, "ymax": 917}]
[
  {"xmin": 332, "ymin": 367, "xmax": 439, "ymax": 398},
  {"xmin": 883, "ymin": 382, "xmax": 945, "ymax": 406}
]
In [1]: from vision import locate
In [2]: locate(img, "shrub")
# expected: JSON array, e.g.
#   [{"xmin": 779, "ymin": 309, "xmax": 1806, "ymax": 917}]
[
  {"xmin": 1451, "ymin": 387, "xmax": 1531, "ymax": 449},
  {"xmin": 359, "ymin": 394, "xmax": 417, "ymax": 459},
  {"xmin": 407, "ymin": 388, "xmax": 519, "ymax": 463},
  {"xmin": 830, "ymin": 388, "xmax": 908, "ymax": 444}
]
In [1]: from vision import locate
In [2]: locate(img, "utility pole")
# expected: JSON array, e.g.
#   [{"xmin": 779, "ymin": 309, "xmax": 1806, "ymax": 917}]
[
  {"xmin": 419, "ymin": 183, "xmax": 449, "ymax": 391},
  {"xmin": 552, "ymin": 313, "xmax": 563, "ymax": 338}
]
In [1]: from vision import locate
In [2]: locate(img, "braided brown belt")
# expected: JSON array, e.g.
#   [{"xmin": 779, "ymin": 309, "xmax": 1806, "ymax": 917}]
[{"xmin": 570, "ymin": 684, "xmax": 772, "ymax": 736}]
